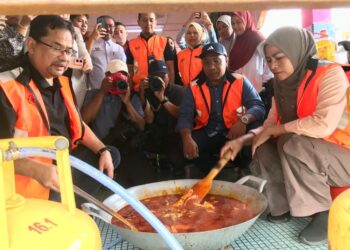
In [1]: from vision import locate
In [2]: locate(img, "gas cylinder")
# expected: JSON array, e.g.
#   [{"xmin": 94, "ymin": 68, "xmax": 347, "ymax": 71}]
[
  {"xmin": 328, "ymin": 189, "xmax": 350, "ymax": 250},
  {"xmin": 0, "ymin": 136, "xmax": 102, "ymax": 250}
]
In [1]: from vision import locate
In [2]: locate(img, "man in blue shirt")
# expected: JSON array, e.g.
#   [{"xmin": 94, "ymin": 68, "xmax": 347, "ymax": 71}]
[{"xmin": 177, "ymin": 43, "xmax": 265, "ymax": 174}]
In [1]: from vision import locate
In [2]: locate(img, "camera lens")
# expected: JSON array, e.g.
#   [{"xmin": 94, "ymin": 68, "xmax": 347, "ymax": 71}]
[
  {"xmin": 116, "ymin": 80, "xmax": 128, "ymax": 91},
  {"xmin": 149, "ymin": 76, "xmax": 163, "ymax": 92}
]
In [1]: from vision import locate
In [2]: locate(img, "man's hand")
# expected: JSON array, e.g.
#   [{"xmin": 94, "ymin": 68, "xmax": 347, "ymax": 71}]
[
  {"xmin": 153, "ymin": 76, "xmax": 166, "ymax": 101},
  {"xmin": 99, "ymin": 76, "xmax": 114, "ymax": 95},
  {"xmin": 183, "ymin": 136, "xmax": 199, "ymax": 159},
  {"xmin": 139, "ymin": 77, "xmax": 149, "ymax": 105},
  {"xmin": 227, "ymin": 121, "xmax": 246, "ymax": 140},
  {"xmin": 98, "ymin": 150, "xmax": 114, "ymax": 178},
  {"xmin": 82, "ymin": 58, "xmax": 93, "ymax": 73},
  {"xmin": 91, "ymin": 23, "xmax": 107, "ymax": 41},
  {"xmin": 32, "ymin": 164, "xmax": 60, "ymax": 192},
  {"xmin": 120, "ymin": 84, "xmax": 131, "ymax": 104}
]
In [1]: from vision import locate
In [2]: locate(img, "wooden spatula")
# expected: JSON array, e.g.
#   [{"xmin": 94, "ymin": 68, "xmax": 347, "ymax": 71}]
[
  {"xmin": 174, "ymin": 149, "xmax": 232, "ymax": 207},
  {"xmin": 73, "ymin": 185, "xmax": 138, "ymax": 231}
]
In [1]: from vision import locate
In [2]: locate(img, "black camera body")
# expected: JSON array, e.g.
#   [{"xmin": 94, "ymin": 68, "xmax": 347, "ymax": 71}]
[
  {"xmin": 115, "ymin": 79, "xmax": 128, "ymax": 91},
  {"xmin": 148, "ymin": 76, "xmax": 163, "ymax": 92}
]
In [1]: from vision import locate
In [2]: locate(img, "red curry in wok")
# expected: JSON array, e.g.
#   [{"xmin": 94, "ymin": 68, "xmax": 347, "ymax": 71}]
[{"xmin": 112, "ymin": 194, "xmax": 257, "ymax": 233}]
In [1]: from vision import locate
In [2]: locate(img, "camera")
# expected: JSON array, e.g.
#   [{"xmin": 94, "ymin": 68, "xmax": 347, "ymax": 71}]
[
  {"xmin": 148, "ymin": 76, "xmax": 163, "ymax": 92},
  {"xmin": 108, "ymin": 71, "xmax": 128, "ymax": 95}
]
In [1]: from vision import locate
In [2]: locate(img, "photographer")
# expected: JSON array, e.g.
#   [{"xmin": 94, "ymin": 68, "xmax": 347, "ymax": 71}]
[
  {"xmin": 140, "ymin": 60, "xmax": 185, "ymax": 176},
  {"xmin": 81, "ymin": 59, "xmax": 144, "ymax": 140},
  {"xmin": 81, "ymin": 60, "xmax": 157, "ymax": 187}
]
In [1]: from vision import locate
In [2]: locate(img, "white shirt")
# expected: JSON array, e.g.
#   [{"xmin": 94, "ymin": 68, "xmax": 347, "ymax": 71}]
[
  {"xmin": 235, "ymin": 43, "xmax": 273, "ymax": 92},
  {"xmin": 87, "ymin": 38, "xmax": 126, "ymax": 90}
]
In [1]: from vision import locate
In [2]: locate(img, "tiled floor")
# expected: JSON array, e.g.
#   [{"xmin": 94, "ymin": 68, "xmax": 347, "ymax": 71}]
[{"xmin": 96, "ymin": 214, "xmax": 327, "ymax": 250}]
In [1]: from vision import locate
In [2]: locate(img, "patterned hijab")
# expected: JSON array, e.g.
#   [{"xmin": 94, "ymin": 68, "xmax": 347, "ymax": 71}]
[
  {"xmin": 216, "ymin": 15, "xmax": 234, "ymax": 53},
  {"xmin": 263, "ymin": 26, "xmax": 317, "ymax": 123},
  {"xmin": 228, "ymin": 11, "xmax": 265, "ymax": 71}
]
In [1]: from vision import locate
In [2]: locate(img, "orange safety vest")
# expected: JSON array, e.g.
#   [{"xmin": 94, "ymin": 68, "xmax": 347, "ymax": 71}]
[
  {"xmin": 275, "ymin": 60, "xmax": 350, "ymax": 149},
  {"xmin": 0, "ymin": 75, "xmax": 85, "ymax": 199},
  {"xmin": 129, "ymin": 35, "xmax": 168, "ymax": 91},
  {"xmin": 190, "ymin": 74, "xmax": 244, "ymax": 130},
  {"xmin": 177, "ymin": 46, "xmax": 202, "ymax": 86}
]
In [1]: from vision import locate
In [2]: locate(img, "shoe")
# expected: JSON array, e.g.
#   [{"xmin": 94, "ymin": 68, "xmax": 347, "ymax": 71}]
[
  {"xmin": 267, "ymin": 212, "xmax": 291, "ymax": 223},
  {"xmin": 298, "ymin": 211, "xmax": 328, "ymax": 246}
]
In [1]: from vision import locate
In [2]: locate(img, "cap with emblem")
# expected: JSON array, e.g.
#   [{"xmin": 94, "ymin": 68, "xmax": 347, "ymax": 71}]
[
  {"xmin": 148, "ymin": 60, "xmax": 169, "ymax": 75},
  {"xmin": 198, "ymin": 42, "xmax": 227, "ymax": 58},
  {"xmin": 106, "ymin": 59, "xmax": 128, "ymax": 74}
]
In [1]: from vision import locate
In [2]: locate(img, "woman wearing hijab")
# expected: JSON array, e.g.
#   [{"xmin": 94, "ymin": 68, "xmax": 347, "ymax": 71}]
[
  {"xmin": 216, "ymin": 15, "xmax": 235, "ymax": 54},
  {"xmin": 221, "ymin": 26, "xmax": 350, "ymax": 246},
  {"xmin": 177, "ymin": 22, "xmax": 205, "ymax": 86},
  {"xmin": 229, "ymin": 11, "xmax": 273, "ymax": 93}
]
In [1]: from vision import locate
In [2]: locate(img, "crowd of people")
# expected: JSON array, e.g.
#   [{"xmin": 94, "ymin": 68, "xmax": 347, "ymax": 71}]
[{"xmin": 0, "ymin": 11, "xmax": 349, "ymax": 246}]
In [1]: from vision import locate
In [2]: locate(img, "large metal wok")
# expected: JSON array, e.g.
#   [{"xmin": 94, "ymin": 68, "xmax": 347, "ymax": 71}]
[{"xmin": 83, "ymin": 175, "xmax": 267, "ymax": 250}]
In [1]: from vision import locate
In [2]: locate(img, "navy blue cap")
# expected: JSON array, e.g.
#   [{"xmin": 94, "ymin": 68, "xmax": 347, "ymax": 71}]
[
  {"xmin": 199, "ymin": 42, "xmax": 227, "ymax": 58},
  {"xmin": 148, "ymin": 60, "xmax": 169, "ymax": 75}
]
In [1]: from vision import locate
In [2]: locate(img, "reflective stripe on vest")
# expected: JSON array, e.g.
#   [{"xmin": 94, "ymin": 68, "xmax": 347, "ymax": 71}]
[
  {"xmin": 129, "ymin": 35, "xmax": 167, "ymax": 91},
  {"xmin": 191, "ymin": 77, "xmax": 243, "ymax": 130},
  {"xmin": 0, "ymin": 76, "xmax": 84, "ymax": 199},
  {"xmin": 177, "ymin": 47, "xmax": 202, "ymax": 86}
]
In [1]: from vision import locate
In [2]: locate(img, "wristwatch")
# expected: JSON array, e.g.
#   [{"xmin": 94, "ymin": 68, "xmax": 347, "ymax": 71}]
[
  {"xmin": 97, "ymin": 146, "xmax": 110, "ymax": 157},
  {"xmin": 239, "ymin": 115, "xmax": 250, "ymax": 125},
  {"xmin": 161, "ymin": 96, "xmax": 169, "ymax": 105}
]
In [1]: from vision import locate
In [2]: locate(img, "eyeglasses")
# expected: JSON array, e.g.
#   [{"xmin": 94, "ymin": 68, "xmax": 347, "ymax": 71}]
[{"xmin": 36, "ymin": 39, "xmax": 77, "ymax": 56}]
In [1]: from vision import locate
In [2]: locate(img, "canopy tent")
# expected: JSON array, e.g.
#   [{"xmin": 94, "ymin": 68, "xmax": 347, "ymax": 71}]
[{"xmin": 1, "ymin": 0, "xmax": 350, "ymax": 15}]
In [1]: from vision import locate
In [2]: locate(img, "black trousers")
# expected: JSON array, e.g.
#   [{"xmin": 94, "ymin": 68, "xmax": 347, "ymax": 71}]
[
  {"xmin": 49, "ymin": 144, "xmax": 120, "ymax": 207},
  {"xmin": 189, "ymin": 129, "xmax": 227, "ymax": 174}
]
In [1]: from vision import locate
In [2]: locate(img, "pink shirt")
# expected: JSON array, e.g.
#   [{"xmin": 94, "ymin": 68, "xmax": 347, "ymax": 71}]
[{"xmin": 264, "ymin": 65, "xmax": 348, "ymax": 138}]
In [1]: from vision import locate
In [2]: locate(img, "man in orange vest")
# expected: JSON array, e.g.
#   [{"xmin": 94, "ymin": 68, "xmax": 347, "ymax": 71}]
[
  {"xmin": 125, "ymin": 12, "xmax": 176, "ymax": 92},
  {"xmin": 177, "ymin": 42, "xmax": 265, "ymax": 174},
  {"xmin": 0, "ymin": 15, "xmax": 120, "ymax": 204}
]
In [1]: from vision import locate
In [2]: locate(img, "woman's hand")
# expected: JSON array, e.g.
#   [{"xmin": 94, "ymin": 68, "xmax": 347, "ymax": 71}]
[
  {"xmin": 252, "ymin": 125, "xmax": 286, "ymax": 155},
  {"xmin": 220, "ymin": 138, "xmax": 244, "ymax": 161}
]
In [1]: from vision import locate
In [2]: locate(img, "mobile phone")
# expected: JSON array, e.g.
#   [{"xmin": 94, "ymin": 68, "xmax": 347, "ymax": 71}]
[
  {"xmin": 68, "ymin": 57, "xmax": 83, "ymax": 70},
  {"xmin": 194, "ymin": 12, "xmax": 201, "ymax": 19},
  {"xmin": 96, "ymin": 16, "xmax": 107, "ymax": 29}
]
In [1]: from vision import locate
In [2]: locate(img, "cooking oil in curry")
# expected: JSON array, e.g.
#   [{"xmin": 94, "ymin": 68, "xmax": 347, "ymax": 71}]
[{"xmin": 112, "ymin": 194, "xmax": 257, "ymax": 233}]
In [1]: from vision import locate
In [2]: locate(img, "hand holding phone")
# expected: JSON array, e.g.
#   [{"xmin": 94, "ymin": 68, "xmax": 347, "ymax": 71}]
[
  {"xmin": 194, "ymin": 12, "xmax": 201, "ymax": 19},
  {"xmin": 68, "ymin": 57, "xmax": 84, "ymax": 70}
]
